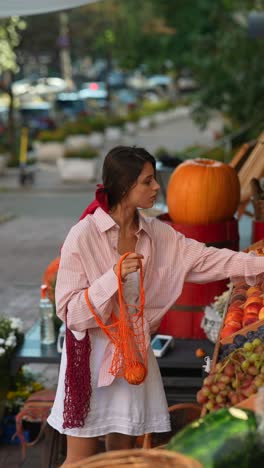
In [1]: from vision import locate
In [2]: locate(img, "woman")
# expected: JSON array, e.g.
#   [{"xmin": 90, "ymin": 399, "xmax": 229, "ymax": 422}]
[{"xmin": 48, "ymin": 145, "xmax": 264, "ymax": 465}]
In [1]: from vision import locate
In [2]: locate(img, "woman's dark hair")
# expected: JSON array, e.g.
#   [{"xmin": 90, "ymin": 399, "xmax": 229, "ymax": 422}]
[{"xmin": 102, "ymin": 146, "xmax": 156, "ymax": 209}]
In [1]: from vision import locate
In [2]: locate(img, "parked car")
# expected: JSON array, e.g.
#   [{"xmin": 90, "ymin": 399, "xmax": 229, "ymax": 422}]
[
  {"xmin": 79, "ymin": 82, "xmax": 108, "ymax": 111},
  {"xmin": 19, "ymin": 102, "xmax": 56, "ymax": 137},
  {"xmin": 54, "ymin": 92, "xmax": 88, "ymax": 120},
  {"xmin": 106, "ymin": 70, "xmax": 128, "ymax": 89},
  {"xmin": 147, "ymin": 74, "xmax": 173, "ymax": 91},
  {"xmin": 13, "ymin": 77, "xmax": 68, "ymax": 98},
  {"xmin": 112, "ymin": 88, "xmax": 139, "ymax": 114},
  {"xmin": 177, "ymin": 71, "xmax": 199, "ymax": 93}
]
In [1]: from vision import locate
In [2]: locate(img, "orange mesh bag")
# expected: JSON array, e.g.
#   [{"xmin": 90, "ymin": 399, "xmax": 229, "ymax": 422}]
[{"xmin": 84, "ymin": 252, "xmax": 147, "ymax": 385}]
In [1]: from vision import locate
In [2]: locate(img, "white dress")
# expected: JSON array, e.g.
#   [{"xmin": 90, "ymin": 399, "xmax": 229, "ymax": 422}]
[{"xmin": 47, "ymin": 272, "xmax": 170, "ymax": 437}]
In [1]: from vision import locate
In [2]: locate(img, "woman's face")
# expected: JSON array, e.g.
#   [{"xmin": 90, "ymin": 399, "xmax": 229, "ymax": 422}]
[{"xmin": 125, "ymin": 162, "xmax": 160, "ymax": 209}]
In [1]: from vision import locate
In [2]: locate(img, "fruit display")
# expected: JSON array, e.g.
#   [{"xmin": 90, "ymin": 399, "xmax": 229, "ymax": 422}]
[
  {"xmin": 197, "ymin": 240, "xmax": 264, "ymax": 418},
  {"xmin": 197, "ymin": 332, "xmax": 264, "ymax": 411},
  {"xmin": 167, "ymin": 407, "xmax": 263, "ymax": 468},
  {"xmin": 220, "ymin": 278, "xmax": 264, "ymax": 341}
]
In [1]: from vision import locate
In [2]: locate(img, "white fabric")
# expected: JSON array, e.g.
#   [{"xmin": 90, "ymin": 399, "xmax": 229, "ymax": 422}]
[
  {"xmin": 48, "ymin": 272, "xmax": 170, "ymax": 437},
  {"xmin": 0, "ymin": 1, "xmax": 101, "ymax": 18}
]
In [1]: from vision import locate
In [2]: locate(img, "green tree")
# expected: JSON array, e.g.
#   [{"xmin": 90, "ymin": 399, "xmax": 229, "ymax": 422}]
[
  {"xmin": 69, "ymin": 0, "xmax": 176, "ymax": 72},
  {"xmin": 155, "ymin": 0, "xmax": 264, "ymax": 132},
  {"xmin": 0, "ymin": 17, "xmax": 26, "ymax": 163}
]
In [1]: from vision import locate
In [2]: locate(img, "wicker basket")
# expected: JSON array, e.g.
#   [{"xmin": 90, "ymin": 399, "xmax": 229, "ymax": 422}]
[
  {"xmin": 67, "ymin": 448, "xmax": 202, "ymax": 468},
  {"xmin": 253, "ymin": 199, "xmax": 264, "ymax": 221}
]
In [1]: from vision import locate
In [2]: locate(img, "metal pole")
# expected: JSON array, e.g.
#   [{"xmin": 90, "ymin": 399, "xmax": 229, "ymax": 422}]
[{"xmin": 58, "ymin": 12, "xmax": 74, "ymax": 90}]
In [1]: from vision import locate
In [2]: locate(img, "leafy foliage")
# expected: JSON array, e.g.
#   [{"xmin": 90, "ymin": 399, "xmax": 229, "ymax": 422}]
[
  {"xmin": 64, "ymin": 146, "xmax": 99, "ymax": 160},
  {"xmin": 0, "ymin": 317, "xmax": 24, "ymax": 363},
  {"xmin": 5, "ymin": 366, "xmax": 44, "ymax": 415},
  {"xmin": 0, "ymin": 17, "xmax": 26, "ymax": 74}
]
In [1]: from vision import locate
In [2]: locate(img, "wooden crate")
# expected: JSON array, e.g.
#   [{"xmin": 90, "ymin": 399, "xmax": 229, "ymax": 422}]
[{"xmin": 221, "ymin": 318, "xmax": 264, "ymax": 345}]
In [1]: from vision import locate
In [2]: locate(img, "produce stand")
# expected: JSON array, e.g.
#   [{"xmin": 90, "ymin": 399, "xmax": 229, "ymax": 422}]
[{"xmin": 200, "ymin": 238, "xmax": 264, "ymax": 417}]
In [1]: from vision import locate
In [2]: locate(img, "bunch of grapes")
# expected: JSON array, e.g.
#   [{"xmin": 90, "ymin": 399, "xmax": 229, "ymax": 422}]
[
  {"xmin": 197, "ymin": 336, "xmax": 264, "ymax": 412},
  {"xmin": 219, "ymin": 325, "xmax": 264, "ymax": 360}
]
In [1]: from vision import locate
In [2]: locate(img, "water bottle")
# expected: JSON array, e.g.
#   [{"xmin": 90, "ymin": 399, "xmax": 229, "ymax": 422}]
[{"xmin": 39, "ymin": 284, "xmax": 56, "ymax": 345}]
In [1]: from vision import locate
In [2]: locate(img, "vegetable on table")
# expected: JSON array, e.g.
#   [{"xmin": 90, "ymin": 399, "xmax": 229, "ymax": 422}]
[{"xmin": 167, "ymin": 407, "xmax": 263, "ymax": 467}]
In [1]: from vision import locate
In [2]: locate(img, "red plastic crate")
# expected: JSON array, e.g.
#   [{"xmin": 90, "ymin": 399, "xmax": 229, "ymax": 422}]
[{"xmin": 157, "ymin": 308, "xmax": 206, "ymax": 339}]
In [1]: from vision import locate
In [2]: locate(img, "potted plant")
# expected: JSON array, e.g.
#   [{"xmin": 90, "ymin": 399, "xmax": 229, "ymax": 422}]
[
  {"xmin": 34, "ymin": 129, "xmax": 65, "ymax": 164},
  {"xmin": 0, "ymin": 317, "xmax": 24, "ymax": 421},
  {"xmin": 105, "ymin": 116, "xmax": 126, "ymax": 142},
  {"xmin": 57, "ymin": 145, "xmax": 99, "ymax": 182}
]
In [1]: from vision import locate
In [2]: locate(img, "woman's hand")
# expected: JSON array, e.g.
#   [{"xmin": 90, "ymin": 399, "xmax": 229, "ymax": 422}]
[{"xmin": 113, "ymin": 253, "xmax": 144, "ymax": 281}]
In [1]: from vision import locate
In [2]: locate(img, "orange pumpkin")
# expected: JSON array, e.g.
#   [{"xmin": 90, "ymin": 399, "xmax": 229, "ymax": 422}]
[
  {"xmin": 166, "ymin": 159, "xmax": 240, "ymax": 225},
  {"xmin": 124, "ymin": 361, "xmax": 147, "ymax": 385}
]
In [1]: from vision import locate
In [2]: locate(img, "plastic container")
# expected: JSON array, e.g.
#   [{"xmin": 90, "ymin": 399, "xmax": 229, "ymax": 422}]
[{"xmin": 39, "ymin": 284, "xmax": 56, "ymax": 345}]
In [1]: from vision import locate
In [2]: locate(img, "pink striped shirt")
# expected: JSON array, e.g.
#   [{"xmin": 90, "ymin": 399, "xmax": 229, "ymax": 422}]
[{"xmin": 55, "ymin": 207, "xmax": 264, "ymax": 386}]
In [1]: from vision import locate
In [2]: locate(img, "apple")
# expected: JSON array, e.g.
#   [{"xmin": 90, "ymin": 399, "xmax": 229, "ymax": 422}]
[
  {"xmin": 227, "ymin": 306, "xmax": 244, "ymax": 314},
  {"xmin": 220, "ymin": 325, "xmax": 240, "ymax": 339},
  {"xmin": 244, "ymin": 302, "xmax": 263, "ymax": 315},
  {"xmin": 244, "ymin": 296, "xmax": 263, "ymax": 308},
  {"xmin": 227, "ymin": 305, "xmax": 244, "ymax": 314},
  {"xmin": 224, "ymin": 319, "xmax": 242, "ymax": 328},
  {"xmin": 233, "ymin": 288, "xmax": 248, "ymax": 294},
  {"xmin": 258, "ymin": 307, "xmax": 264, "ymax": 320},
  {"xmin": 225, "ymin": 312, "xmax": 243, "ymax": 324},
  {"xmin": 243, "ymin": 316, "xmax": 259, "ymax": 327},
  {"xmin": 233, "ymin": 282, "xmax": 248, "ymax": 290},
  {"xmin": 230, "ymin": 295, "xmax": 246, "ymax": 304},
  {"xmin": 246, "ymin": 286, "xmax": 262, "ymax": 297}
]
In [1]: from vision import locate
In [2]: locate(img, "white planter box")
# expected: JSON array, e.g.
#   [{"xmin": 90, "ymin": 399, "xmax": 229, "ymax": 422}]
[
  {"xmin": 153, "ymin": 112, "xmax": 167, "ymax": 124},
  {"xmin": 124, "ymin": 122, "xmax": 137, "ymax": 135},
  {"xmin": 138, "ymin": 117, "xmax": 152, "ymax": 130},
  {"xmin": 57, "ymin": 157, "xmax": 98, "ymax": 182},
  {"xmin": 0, "ymin": 155, "xmax": 8, "ymax": 175},
  {"xmin": 64, "ymin": 135, "xmax": 91, "ymax": 152},
  {"xmin": 87, "ymin": 132, "xmax": 104, "ymax": 148},
  {"xmin": 35, "ymin": 142, "xmax": 64, "ymax": 163},
  {"xmin": 104, "ymin": 126, "xmax": 122, "ymax": 142}
]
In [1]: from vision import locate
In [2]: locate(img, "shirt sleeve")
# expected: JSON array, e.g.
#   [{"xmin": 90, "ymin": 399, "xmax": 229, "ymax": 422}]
[
  {"xmin": 55, "ymin": 226, "xmax": 119, "ymax": 332},
  {"xmin": 179, "ymin": 234, "xmax": 264, "ymax": 285}
]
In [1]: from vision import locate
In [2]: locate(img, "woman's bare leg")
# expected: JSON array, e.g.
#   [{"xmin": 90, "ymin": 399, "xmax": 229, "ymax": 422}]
[
  {"xmin": 105, "ymin": 433, "xmax": 137, "ymax": 451},
  {"xmin": 60, "ymin": 435, "xmax": 98, "ymax": 466}
]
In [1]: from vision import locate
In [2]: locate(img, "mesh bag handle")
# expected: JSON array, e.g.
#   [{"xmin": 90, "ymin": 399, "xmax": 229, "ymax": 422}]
[{"xmin": 84, "ymin": 252, "xmax": 147, "ymax": 384}]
